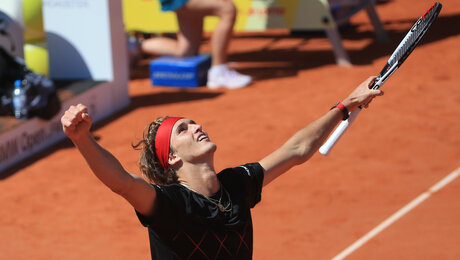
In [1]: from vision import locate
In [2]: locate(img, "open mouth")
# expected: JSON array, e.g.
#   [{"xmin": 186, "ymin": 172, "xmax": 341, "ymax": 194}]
[{"xmin": 197, "ymin": 133, "xmax": 208, "ymax": 142}]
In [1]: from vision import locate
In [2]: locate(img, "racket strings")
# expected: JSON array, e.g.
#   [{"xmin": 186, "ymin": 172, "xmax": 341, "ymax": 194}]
[{"xmin": 391, "ymin": 8, "xmax": 437, "ymax": 65}]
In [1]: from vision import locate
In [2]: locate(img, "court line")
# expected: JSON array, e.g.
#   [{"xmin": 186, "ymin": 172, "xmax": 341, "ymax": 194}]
[{"xmin": 332, "ymin": 166, "xmax": 460, "ymax": 260}]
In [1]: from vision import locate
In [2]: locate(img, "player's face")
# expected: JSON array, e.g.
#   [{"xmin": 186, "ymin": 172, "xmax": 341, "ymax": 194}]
[{"xmin": 169, "ymin": 118, "xmax": 217, "ymax": 164}]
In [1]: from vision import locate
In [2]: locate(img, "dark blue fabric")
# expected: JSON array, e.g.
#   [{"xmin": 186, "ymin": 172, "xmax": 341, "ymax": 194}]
[{"xmin": 159, "ymin": 0, "xmax": 189, "ymax": 12}]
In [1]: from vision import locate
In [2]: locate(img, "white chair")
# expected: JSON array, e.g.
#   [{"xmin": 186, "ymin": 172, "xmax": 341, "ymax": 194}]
[{"xmin": 292, "ymin": 0, "xmax": 389, "ymax": 65}]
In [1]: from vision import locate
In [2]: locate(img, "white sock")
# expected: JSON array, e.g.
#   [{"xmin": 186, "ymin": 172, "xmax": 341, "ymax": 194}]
[{"xmin": 208, "ymin": 64, "xmax": 228, "ymax": 76}]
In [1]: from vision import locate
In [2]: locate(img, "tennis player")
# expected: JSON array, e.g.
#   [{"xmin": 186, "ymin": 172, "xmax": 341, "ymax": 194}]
[{"xmin": 61, "ymin": 76, "xmax": 383, "ymax": 259}]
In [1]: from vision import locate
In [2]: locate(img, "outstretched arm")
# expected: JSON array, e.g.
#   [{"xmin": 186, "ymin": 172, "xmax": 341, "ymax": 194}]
[
  {"xmin": 61, "ymin": 104, "xmax": 157, "ymax": 216},
  {"xmin": 259, "ymin": 77, "xmax": 383, "ymax": 186}
]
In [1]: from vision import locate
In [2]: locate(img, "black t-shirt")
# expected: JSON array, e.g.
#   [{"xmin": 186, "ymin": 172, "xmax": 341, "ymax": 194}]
[{"xmin": 136, "ymin": 163, "xmax": 265, "ymax": 260}]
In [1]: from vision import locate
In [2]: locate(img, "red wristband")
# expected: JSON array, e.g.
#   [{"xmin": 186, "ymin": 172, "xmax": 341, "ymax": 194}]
[{"xmin": 331, "ymin": 102, "xmax": 349, "ymax": 120}]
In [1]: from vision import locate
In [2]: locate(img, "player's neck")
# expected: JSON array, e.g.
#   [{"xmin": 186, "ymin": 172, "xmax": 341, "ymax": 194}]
[{"xmin": 178, "ymin": 163, "xmax": 219, "ymax": 197}]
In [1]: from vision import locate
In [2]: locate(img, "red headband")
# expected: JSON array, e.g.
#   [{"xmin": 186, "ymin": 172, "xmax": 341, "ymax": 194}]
[{"xmin": 155, "ymin": 117, "xmax": 183, "ymax": 170}]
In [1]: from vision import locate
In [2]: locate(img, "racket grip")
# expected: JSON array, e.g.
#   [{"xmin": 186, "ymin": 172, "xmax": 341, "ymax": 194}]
[{"xmin": 319, "ymin": 108, "xmax": 362, "ymax": 155}]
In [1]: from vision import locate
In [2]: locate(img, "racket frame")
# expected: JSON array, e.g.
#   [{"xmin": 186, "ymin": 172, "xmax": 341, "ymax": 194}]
[{"xmin": 319, "ymin": 2, "xmax": 442, "ymax": 156}]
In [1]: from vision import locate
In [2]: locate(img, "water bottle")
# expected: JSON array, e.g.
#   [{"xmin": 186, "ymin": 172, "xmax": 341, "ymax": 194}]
[{"xmin": 12, "ymin": 79, "xmax": 28, "ymax": 120}]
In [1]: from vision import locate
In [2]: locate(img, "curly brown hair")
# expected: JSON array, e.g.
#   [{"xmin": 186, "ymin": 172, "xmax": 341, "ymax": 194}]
[{"xmin": 132, "ymin": 117, "xmax": 179, "ymax": 185}]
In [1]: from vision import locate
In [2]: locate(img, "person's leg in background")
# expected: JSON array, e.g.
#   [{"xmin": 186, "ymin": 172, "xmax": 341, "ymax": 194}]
[
  {"xmin": 140, "ymin": 1, "xmax": 203, "ymax": 58},
  {"xmin": 141, "ymin": 0, "xmax": 252, "ymax": 89},
  {"xmin": 188, "ymin": 0, "xmax": 251, "ymax": 89}
]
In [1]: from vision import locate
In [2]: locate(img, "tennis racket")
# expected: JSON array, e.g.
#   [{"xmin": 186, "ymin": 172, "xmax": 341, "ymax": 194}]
[{"xmin": 319, "ymin": 2, "xmax": 442, "ymax": 156}]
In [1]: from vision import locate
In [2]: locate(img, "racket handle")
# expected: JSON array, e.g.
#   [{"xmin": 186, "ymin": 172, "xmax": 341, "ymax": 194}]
[{"xmin": 319, "ymin": 108, "xmax": 362, "ymax": 155}]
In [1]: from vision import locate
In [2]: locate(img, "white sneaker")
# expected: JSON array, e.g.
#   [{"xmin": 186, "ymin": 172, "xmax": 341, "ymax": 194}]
[{"xmin": 207, "ymin": 66, "xmax": 252, "ymax": 89}]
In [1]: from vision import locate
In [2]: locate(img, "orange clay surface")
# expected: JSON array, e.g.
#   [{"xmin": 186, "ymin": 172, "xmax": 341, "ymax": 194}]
[{"xmin": 1, "ymin": 0, "xmax": 459, "ymax": 259}]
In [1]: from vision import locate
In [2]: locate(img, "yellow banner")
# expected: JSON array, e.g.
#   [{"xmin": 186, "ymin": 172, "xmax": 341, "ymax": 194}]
[{"xmin": 123, "ymin": 0, "xmax": 335, "ymax": 33}]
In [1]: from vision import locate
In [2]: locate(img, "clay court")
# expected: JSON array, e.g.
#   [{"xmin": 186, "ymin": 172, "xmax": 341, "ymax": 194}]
[{"xmin": 1, "ymin": 0, "xmax": 459, "ymax": 259}]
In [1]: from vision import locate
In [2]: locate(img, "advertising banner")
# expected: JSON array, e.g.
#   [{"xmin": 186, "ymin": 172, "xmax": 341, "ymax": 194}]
[{"xmin": 123, "ymin": 0, "xmax": 335, "ymax": 33}]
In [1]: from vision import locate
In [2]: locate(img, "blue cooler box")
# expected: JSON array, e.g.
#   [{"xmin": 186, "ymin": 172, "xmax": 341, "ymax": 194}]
[{"xmin": 150, "ymin": 54, "xmax": 211, "ymax": 87}]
